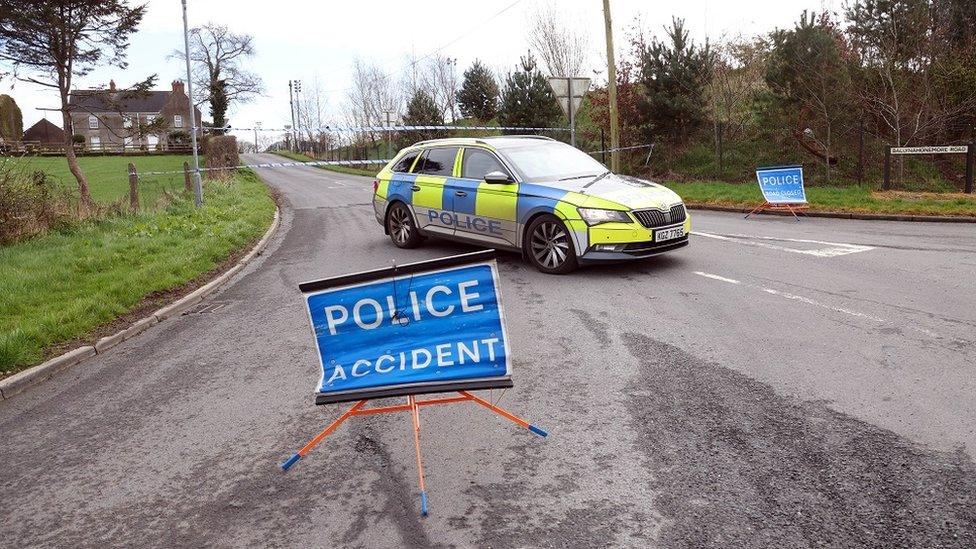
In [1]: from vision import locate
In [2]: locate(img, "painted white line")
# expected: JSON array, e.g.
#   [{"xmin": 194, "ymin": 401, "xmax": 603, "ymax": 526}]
[
  {"xmin": 693, "ymin": 271, "xmax": 741, "ymax": 284},
  {"xmin": 760, "ymin": 287, "xmax": 886, "ymax": 322},
  {"xmin": 692, "ymin": 231, "xmax": 874, "ymax": 257},
  {"xmin": 692, "ymin": 269, "xmax": 885, "ymax": 323}
]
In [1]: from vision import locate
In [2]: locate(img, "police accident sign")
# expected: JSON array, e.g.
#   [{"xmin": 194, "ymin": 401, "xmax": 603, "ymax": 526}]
[{"xmin": 299, "ymin": 251, "xmax": 513, "ymax": 404}]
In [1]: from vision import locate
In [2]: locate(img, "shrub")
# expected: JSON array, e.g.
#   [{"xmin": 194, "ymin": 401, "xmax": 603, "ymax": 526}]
[
  {"xmin": 0, "ymin": 163, "xmax": 73, "ymax": 244},
  {"xmin": 205, "ymin": 135, "xmax": 239, "ymax": 180},
  {"xmin": 72, "ymin": 134, "xmax": 85, "ymax": 144}
]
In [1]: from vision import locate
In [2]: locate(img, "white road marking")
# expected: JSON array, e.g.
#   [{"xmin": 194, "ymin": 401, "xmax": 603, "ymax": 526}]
[
  {"xmin": 693, "ymin": 271, "xmax": 741, "ymax": 284},
  {"xmin": 692, "ymin": 231, "xmax": 874, "ymax": 257},
  {"xmin": 759, "ymin": 288, "xmax": 886, "ymax": 322},
  {"xmin": 693, "ymin": 270, "xmax": 886, "ymax": 322}
]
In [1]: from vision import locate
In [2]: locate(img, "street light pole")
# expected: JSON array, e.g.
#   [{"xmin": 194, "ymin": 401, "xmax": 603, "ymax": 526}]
[
  {"xmin": 254, "ymin": 121, "xmax": 262, "ymax": 153},
  {"xmin": 288, "ymin": 80, "xmax": 296, "ymax": 152},
  {"xmin": 181, "ymin": 0, "xmax": 203, "ymax": 207}
]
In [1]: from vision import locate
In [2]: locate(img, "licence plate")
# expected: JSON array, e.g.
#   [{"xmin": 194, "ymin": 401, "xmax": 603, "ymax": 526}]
[{"xmin": 654, "ymin": 226, "xmax": 685, "ymax": 242}]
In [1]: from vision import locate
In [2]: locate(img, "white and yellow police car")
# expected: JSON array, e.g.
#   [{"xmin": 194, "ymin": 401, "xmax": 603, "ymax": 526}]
[{"xmin": 372, "ymin": 136, "xmax": 690, "ymax": 274}]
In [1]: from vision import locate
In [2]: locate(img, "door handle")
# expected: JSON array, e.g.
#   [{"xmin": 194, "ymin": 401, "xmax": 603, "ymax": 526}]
[
  {"xmin": 455, "ymin": 191, "xmax": 468, "ymax": 197},
  {"xmin": 410, "ymin": 185, "xmax": 421, "ymax": 192}
]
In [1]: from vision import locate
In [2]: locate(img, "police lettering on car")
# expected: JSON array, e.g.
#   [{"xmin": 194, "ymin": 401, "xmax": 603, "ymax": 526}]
[{"xmin": 371, "ymin": 136, "xmax": 691, "ymax": 274}]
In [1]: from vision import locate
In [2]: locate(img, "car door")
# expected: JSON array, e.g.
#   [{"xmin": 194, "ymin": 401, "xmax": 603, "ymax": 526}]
[
  {"xmin": 449, "ymin": 147, "xmax": 519, "ymax": 248},
  {"xmin": 410, "ymin": 146, "xmax": 459, "ymax": 237}
]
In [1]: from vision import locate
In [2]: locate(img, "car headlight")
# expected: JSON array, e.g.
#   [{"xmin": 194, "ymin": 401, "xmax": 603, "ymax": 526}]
[{"xmin": 577, "ymin": 207, "xmax": 632, "ymax": 226}]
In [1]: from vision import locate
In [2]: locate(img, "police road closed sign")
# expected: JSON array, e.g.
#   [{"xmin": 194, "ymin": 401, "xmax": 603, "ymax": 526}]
[
  {"xmin": 755, "ymin": 165, "xmax": 807, "ymax": 204},
  {"xmin": 300, "ymin": 251, "xmax": 512, "ymax": 404}
]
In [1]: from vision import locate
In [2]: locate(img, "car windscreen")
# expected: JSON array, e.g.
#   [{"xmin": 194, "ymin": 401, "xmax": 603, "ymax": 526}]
[{"xmin": 497, "ymin": 141, "xmax": 608, "ymax": 183}]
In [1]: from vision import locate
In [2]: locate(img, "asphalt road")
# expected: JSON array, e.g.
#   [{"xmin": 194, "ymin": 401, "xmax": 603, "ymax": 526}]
[{"xmin": 2, "ymin": 153, "xmax": 975, "ymax": 548}]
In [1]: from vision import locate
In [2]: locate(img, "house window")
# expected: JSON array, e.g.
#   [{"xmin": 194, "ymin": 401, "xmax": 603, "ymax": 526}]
[
  {"xmin": 88, "ymin": 115, "xmax": 98, "ymax": 129},
  {"xmin": 174, "ymin": 115, "xmax": 183, "ymax": 128},
  {"xmin": 90, "ymin": 136, "xmax": 101, "ymax": 149}
]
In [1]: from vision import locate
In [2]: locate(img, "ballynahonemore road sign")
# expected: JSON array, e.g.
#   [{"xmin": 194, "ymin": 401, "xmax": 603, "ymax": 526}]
[
  {"xmin": 299, "ymin": 250, "xmax": 512, "ymax": 404},
  {"xmin": 890, "ymin": 145, "xmax": 969, "ymax": 155}
]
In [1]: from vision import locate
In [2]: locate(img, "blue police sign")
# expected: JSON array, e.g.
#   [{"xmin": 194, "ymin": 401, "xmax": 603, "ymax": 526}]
[
  {"xmin": 755, "ymin": 165, "xmax": 807, "ymax": 204},
  {"xmin": 299, "ymin": 251, "xmax": 512, "ymax": 404}
]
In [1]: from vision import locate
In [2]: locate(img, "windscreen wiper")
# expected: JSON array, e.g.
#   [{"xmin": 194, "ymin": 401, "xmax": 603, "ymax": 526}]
[
  {"xmin": 557, "ymin": 173, "xmax": 599, "ymax": 181},
  {"xmin": 581, "ymin": 170, "xmax": 611, "ymax": 190}
]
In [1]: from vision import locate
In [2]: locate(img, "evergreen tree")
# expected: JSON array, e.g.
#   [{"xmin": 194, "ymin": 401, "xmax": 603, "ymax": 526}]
[
  {"xmin": 0, "ymin": 94, "xmax": 23, "ymax": 141},
  {"xmin": 498, "ymin": 53, "xmax": 561, "ymax": 133},
  {"xmin": 403, "ymin": 89, "xmax": 445, "ymax": 143},
  {"xmin": 634, "ymin": 18, "xmax": 714, "ymax": 149},
  {"xmin": 457, "ymin": 60, "xmax": 500, "ymax": 123}
]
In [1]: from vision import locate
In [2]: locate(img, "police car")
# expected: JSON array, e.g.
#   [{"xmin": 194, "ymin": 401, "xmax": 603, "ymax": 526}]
[{"xmin": 372, "ymin": 136, "xmax": 690, "ymax": 274}]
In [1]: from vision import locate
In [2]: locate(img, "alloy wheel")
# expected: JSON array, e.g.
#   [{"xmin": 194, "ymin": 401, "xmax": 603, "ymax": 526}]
[{"xmin": 530, "ymin": 221, "xmax": 571, "ymax": 269}]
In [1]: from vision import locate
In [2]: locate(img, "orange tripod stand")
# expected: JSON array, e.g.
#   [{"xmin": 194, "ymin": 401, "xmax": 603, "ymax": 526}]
[{"xmin": 281, "ymin": 390, "xmax": 548, "ymax": 516}]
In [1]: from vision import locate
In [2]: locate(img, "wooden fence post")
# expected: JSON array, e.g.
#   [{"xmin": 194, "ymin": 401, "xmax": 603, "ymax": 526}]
[
  {"xmin": 183, "ymin": 161, "xmax": 192, "ymax": 193},
  {"xmin": 127, "ymin": 162, "xmax": 139, "ymax": 212}
]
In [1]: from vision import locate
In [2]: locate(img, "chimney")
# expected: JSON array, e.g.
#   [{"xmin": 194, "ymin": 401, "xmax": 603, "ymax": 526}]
[
  {"xmin": 172, "ymin": 80, "xmax": 185, "ymax": 95},
  {"xmin": 109, "ymin": 79, "xmax": 116, "ymax": 92}
]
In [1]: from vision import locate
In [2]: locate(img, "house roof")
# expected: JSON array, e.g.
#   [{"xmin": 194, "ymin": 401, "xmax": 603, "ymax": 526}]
[
  {"xmin": 68, "ymin": 89, "xmax": 171, "ymax": 113},
  {"xmin": 22, "ymin": 118, "xmax": 65, "ymax": 142}
]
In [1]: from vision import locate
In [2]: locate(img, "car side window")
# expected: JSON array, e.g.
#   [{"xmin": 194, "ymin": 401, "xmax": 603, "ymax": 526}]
[
  {"xmin": 462, "ymin": 149, "xmax": 509, "ymax": 180},
  {"xmin": 417, "ymin": 147, "xmax": 458, "ymax": 177},
  {"xmin": 392, "ymin": 151, "xmax": 421, "ymax": 173}
]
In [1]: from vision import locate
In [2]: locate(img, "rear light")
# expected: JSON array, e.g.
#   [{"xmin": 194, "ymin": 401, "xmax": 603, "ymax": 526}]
[{"xmin": 372, "ymin": 179, "xmax": 379, "ymax": 194}]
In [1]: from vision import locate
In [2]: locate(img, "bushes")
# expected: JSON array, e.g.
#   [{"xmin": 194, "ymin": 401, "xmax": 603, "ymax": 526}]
[
  {"xmin": 204, "ymin": 135, "xmax": 239, "ymax": 179},
  {"xmin": 0, "ymin": 163, "xmax": 73, "ymax": 244}
]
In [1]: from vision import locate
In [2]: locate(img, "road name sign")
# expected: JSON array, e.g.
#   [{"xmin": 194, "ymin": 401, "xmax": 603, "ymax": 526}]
[
  {"xmin": 890, "ymin": 145, "xmax": 968, "ymax": 155},
  {"xmin": 299, "ymin": 250, "xmax": 512, "ymax": 404}
]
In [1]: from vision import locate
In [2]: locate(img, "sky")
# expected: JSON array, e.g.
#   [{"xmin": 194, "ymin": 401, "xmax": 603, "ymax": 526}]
[{"xmin": 4, "ymin": 0, "xmax": 839, "ymax": 143}]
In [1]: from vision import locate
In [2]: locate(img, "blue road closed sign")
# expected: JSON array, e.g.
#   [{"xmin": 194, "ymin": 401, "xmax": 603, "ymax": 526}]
[
  {"xmin": 755, "ymin": 165, "xmax": 807, "ymax": 204},
  {"xmin": 299, "ymin": 251, "xmax": 512, "ymax": 404}
]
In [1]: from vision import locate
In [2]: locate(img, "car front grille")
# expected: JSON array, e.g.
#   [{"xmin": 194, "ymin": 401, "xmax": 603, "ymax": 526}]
[{"xmin": 631, "ymin": 204, "xmax": 686, "ymax": 229}]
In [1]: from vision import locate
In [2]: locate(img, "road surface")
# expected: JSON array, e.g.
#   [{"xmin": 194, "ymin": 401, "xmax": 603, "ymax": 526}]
[{"xmin": 2, "ymin": 153, "xmax": 975, "ymax": 548}]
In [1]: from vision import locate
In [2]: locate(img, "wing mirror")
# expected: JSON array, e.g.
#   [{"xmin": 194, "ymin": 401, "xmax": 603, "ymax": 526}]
[{"xmin": 484, "ymin": 171, "xmax": 513, "ymax": 184}]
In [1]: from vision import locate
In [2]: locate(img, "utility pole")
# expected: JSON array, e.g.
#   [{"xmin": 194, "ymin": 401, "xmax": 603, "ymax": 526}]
[
  {"xmin": 602, "ymin": 0, "xmax": 620, "ymax": 173},
  {"xmin": 254, "ymin": 121, "xmax": 262, "ymax": 154},
  {"xmin": 288, "ymin": 80, "xmax": 297, "ymax": 152},
  {"xmin": 384, "ymin": 109, "xmax": 394, "ymax": 160},
  {"xmin": 181, "ymin": 0, "xmax": 203, "ymax": 207}
]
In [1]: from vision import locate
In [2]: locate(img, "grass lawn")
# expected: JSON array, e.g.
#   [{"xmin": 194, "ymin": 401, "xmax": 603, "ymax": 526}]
[
  {"xmin": 3, "ymin": 155, "xmax": 193, "ymax": 206},
  {"xmin": 0, "ymin": 170, "xmax": 275, "ymax": 377},
  {"xmin": 663, "ymin": 180, "xmax": 976, "ymax": 217},
  {"xmin": 272, "ymin": 150, "xmax": 378, "ymax": 178}
]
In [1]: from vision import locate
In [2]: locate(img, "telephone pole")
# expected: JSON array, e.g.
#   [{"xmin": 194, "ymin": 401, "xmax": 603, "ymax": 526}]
[
  {"xmin": 602, "ymin": 0, "xmax": 620, "ymax": 173},
  {"xmin": 181, "ymin": 0, "xmax": 203, "ymax": 207}
]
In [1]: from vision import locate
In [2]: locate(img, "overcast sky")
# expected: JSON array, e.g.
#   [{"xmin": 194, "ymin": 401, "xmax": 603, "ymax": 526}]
[{"xmin": 5, "ymin": 0, "xmax": 839, "ymax": 141}]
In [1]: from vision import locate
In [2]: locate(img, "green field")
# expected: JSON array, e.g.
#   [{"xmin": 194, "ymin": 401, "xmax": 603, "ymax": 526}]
[
  {"xmin": 664, "ymin": 180, "xmax": 976, "ymax": 217},
  {"xmin": 0, "ymin": 170, "xmax": 275, "ymax": 376},
  {"xmin": 3, "ymin": 155, "xmax": 194, "ymax": 206}
]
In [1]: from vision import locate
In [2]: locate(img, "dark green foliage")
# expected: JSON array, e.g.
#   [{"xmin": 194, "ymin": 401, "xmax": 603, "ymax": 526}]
[
  {"xmin": 497, "ymin": 53, "xmax": 561, "ymax": 133},
  {"xmin": 0, "ymin": 94, "xmax": 23, "ymax": 140},
  {"xmin": 457, "ymin": 60, "xmax": 499, "ymax": 123},
  {"xmin": 633, "ymin": 18, "xmax": 714, "ymax": 148},
  {"xmin": 403, "ymin": 89, "xmax": 445, "ymax": 143}
]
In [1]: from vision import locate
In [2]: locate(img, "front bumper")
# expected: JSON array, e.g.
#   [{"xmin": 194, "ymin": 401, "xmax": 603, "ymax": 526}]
[{"xmin": 579, "ymin": 234, "xmax": 689, "ymax": 261}]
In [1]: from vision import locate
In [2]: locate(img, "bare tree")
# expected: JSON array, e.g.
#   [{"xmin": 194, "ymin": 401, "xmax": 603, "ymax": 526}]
[
  {"xmin": 706, "ymin": 36, "xmax": 769, "ymax": 143},
  {"xmin": 173, "ymin": 23, "xmax": 264, "ymax": 133},
  {"xmin": 527, "ymin": 1, "xmax": 591, "ymax": 77},
  {"xmin": 346, "ymin": 59, "xmax": 400, "ymax": 144},
  {"xmin": 421, "ymin": 55, "xmax": 459, "ymax": 121}
]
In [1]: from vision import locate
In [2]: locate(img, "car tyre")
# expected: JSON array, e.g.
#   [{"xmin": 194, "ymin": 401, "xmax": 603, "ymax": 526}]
[
  {"xmin": 386, "ymin": 202, "xmax": 423, "ymax": 249},
  {"xmin": 525, "ymin": 214, "xmax": 578, "ymax": 274}
]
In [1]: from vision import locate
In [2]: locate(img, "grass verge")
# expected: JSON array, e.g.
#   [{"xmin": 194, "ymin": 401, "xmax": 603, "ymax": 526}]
[
  {"xmin": 3, "ymin": 155, "xmax": 193, "ymax": 205},
  {"xmin": 663, "ymin": 180, "xmax": 976, "ymax": 217},
  {"xmin": 0, "ymin": 170, "xmax": 275, "ymax": 377},
  {"xmin": 272, "ymin": 150, "xmax": 378, "ymax": 178}
]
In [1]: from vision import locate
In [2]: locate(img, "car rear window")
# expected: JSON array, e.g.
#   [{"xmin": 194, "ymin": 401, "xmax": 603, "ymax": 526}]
[
  {"xmin": 392, "ymin": 151, "xmax": 421, "ymax": 173},
  {"xmin": 416, "ymin": 147, "xmax": 458, "ymax": 176}
]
